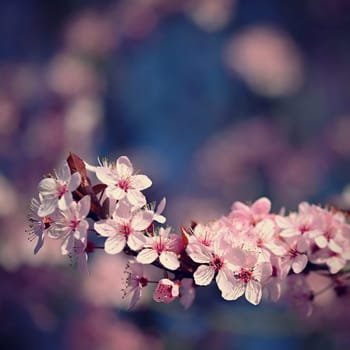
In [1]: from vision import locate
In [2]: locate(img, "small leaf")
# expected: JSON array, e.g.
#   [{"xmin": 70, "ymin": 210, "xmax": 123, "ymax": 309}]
[
  {"xmin": 180, "ymin": 225, "xmax": 191, "ymax": 247},
  {"xmin": 67, "ymin": 152, "xmax": 90, "ymax": 188}
]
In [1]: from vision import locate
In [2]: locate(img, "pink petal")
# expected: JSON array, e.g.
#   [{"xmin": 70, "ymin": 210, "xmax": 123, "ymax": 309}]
[
  {"xmin": 159, "ymin": 251, "xmax": 180, "ymax": 270},
  {"xmin": 116, "ymin": 156, "xmax": 133, "ymax": 178},
  {"xmin": 245, "ymin": 280, "xmax": 262, "ymax": 305},
  {"xmin": 58, "ymin": 161, "xmax": 71, "ymax": 182},
  {"xmin": 130, "ymin": 175, "xmax": 152, "ymax": 191},
  {"xmin": 193, "ymin": 265, "xmax": 215, "ymax": 286},
  {"xmin": 78, "ymin": 195, "xmax": 91, "ymax": 218},
  {"xmin": 280, "ymin": 228, "xmax": 300, "ymax": 238},
  {"xmin": 58, "ymin": 192, "xmax": 73, "ymax": 210},
  {"xmin": 74, "ymin": 220, "xmax": 89, "ymax": 240},
  {"xmin": 132, "ymin": 210, "xmax": 153, "ymax": 231},
  {"xmin": 38, "ymin": 178, "xmax": 57, "ymax": 194},
  {"xmin": 104, "ymin": 235, "xmax": 126, "ymax": 254},
  {"xmin": 327, "ymin": 256, "xmax": 346, "ymax": 274},
  {"xmin": 128, "ymin": 287, "xmax": 142, "ymax": 310},
  {"xmin": 292, "ymin": 254, "xmax": 308, "ymax": 273},
  {"xmin": 329, "ymin": 239, "xmax": 343, "ymax": 254},
  {"xmin": 114, "ymin": 200, "xmax": 132, "ymax": 219},
  {"xmin": 254, "ymin": 261, "xmax": 272, "ymax": 282},
  {"xmin": 186, "ymin": 243, "xmax": 211, "ymax": 264},
  {"xmin": 314, "ymin": 235, "xmax": 328, "ymax": 249},
  {"xmin": 216, "ymin": 270, "xmax": 234, "ymax": 299},
  {"xmin": 137, "ymin": 248, "xmax": 158, "ymax": 264},
  {"xmin": 106, "ymin": 186, "xmax": 126, "ymax": 200},
  {"xmin": 229, "ymin": 280, "xmax": 245, "ymax": 300},
  {"xmin": 252, "ymin": 197, "xmax": 271, "ymax": 215},
  {"xmin": 256, "ymin": 219, "xmax": 275, "ymax": 240},
  {"xmin": 38, "ymin": 197, "xmax": 57, "ymax": 217},
  {"xmin": 61, "ymin": 234, "xmax": 74, "ymax": 255},
  {"xmin": 94, "ymin": 220, "xmax": 118, "ymax": 237},
  {"xmin": 127, "ymin": 231, "xmax": 146, "ymax": 251},
  {"xmin": 68, "ymin": 172, "xmax": 81, "ymax": 191},
  {"xmin": 95, "ymin": 168, "xmax": 117, "ymax": 186},
  {"xmin": 126, "ymin": 189, "xmax": 146, "ymax": 207}
]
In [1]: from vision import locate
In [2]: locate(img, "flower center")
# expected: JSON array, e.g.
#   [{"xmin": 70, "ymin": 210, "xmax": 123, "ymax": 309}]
[
  {"xmin": 137, "ymin": 276, "xmax": 148, "ymax": 287},
  {"xmin": 154, "ymin": 241, "xmax": 165, "ymax": 254},
  {"xmin": 70, "ymin": 218, "xmax": 80, "ymax": 230},
  {"xmin": 57, "ymin": 184, "xmax": 68, "ymax": 199},
  {"xmin": 43, "ymin": 216, "xmax": 53, "ymax": 229},
  {"xmin": 288, "ymin": 247, "xmax": 298, "ymax": 258},
  {"xmin": 237, "ymin": 268, "xmax": 253, "ymax": 283},
  {"xmin": 299, "ymin": 224, "xmax": 309, "ymax": 234},
  {"xmin": 120, "ymin": 224, "xmax": 131, "ymax": 237},
  {"xmin": 210, "ymin": 256, "xmax": 223, "ymax": 271},
  {"xmin": 117, "ymin": 179, "xmax": 130, "ymax": 191}
]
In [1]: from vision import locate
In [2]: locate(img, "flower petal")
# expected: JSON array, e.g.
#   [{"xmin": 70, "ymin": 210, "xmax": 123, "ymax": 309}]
[
  {"xmin": 137, "ymin": 248, "xmax": 158, "ymax": 264},
  {"xmin": 106, "ymin": 186, "xmax": 126, "ymax": 200},
  {"xmin": 159, "ymin": 251, "xmax": 180, "ymax": 270},
  {"xmin": 105, "ymin": 235, "xmax": 125, "ymax": 254},
  {"xmin": 193, "ymin": 265, "xmax": 214, "ymax": 286},
  {"xmin": 68, "ymin": 172, "xmax": 81, "ymax": 191},
  {"xmin": 292, "ymin": 254, "xmax": 308, "ymax": 273},
  {"xmin": 94, "ymin": 220, "xmax": 118, "ymax": 237},
  {"xmin": 127, "ymin": 231, "xmax": 146, "ymax": 251},
  {"xmin": 245, "ymin": 280, "xmax": 262, "ymax": 305},
  {"xmin": 229, "ymin": 280, "xmax": 245, "ymax": 300},
  {"xmin": 130, "ymin": 175, "xmax": 152, "ymax": 191},
  {"xmin": 116, "ymin": 156, "xmax": 133, "ymax": 178},
  {"xmin": 126, "ymin": 190, "xmax": 146, "ymax": 208}
]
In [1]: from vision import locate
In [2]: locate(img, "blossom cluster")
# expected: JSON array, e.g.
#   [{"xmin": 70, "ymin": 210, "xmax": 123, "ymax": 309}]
[{"xmin": 27, "ymin": 153, "xmax": 350, "ymax": 315}]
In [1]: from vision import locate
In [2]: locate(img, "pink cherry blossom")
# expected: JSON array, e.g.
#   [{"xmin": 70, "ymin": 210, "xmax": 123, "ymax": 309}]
[
  {"xmin": 230, "ymin": 197, "xmax": 272, "ymax": 227},
  {"xmin": 94, "ymin": 200, "xmax": 153, "ymax": 254},
  {"xmin": 153, "ymin": 278, "xmax": 179, "ymax": 304},
  {"xmin": 151, "ymin": 197, "xmax": 167, "ymax": 224},
  {"xmin": 123, "ymin": 261, "xmax": 149, "ymax": 309},
  {"xmin": 38, "ymin": 160, "xmax": 81, "ymax": 216},
  {"xmin": 227, "ymin": 249, "xmax": 272, "ymax": 305},
  {"xmin": 250, "ymin": 218, "xmax": 286, "ymax": 259},
  {"xmin": 50, "ymin": 195, "xmax": 91, "ymax": 255},
  {"xmin": 187, "ymin": 233, "xmax": 236, "ymax": 300},
  {"xmin": 136, "ymin": 227, "xmax": 180, "ymax": 270},
  {"xmin": 187, "ymin": 223, "xmax": 218, "ymax": 248},
  {"xmin": 27, "ymin": 195, "xmax": 58, "ymax": 254},
  {"xmin": 95, "ymin": 156, "xmax": 152, "ymax": 208},
  {"xmin": 281, "ymin": 235, "xmax": 308, "ymax": 274}
]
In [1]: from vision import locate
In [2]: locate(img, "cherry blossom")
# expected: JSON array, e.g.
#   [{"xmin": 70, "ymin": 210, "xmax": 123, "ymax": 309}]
[
  {"xmin": 38, "ymin": 160, "xmax": 81, "ymax": 216},
  {"xmin": 94, "ymin": 200, "xmax": 153, "ymax": 254},
  {"xmin": 95, "ymin": 156, "xmax": 152, "ymax": 208},
  {"xmin": 227, "ymin": 249, "xmax": 272, "ymax": 305},
  {"xmin": 136, "ymin": 227, "xmax": 181, "ymax": 270},
  {"xmin": 230, "ymin": 197, "xmax": 272, "ymax": 227},
  {"xmin": 27, "ymin": 153, "xmax": 350, "ymax": 316},
  {"xmin": 50, "ymin": 195, "xmax": 91, "ymax": 255},
  {"xmin": 123, "ymin": 261, "xmax": 149, "ymax": 309},
  {"xmin": 27, "ymin": 195, "xmax": 58, "ymax": 254},
  {"xmin": 187, "ymin": 233, "xmax": 236, "ymax": 300}
]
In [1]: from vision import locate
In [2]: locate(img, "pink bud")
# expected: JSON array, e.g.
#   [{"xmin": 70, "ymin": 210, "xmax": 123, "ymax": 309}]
[{"xmin": 153, "ymin": 279, "xmax": 179, "ymax": 304}]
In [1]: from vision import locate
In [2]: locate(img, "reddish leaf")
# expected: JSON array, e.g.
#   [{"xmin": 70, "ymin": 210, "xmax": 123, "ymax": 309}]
[
  {"xmin": 180, "ymin": 225, "xmax": 190, "ymax": 248},
  {"xmin": 67, "ymin": 152, "xmax": 90, "ymax": 188},
  {"xmin": 67, "ymin": 152, "xmax": 104, "ymax": 219}
]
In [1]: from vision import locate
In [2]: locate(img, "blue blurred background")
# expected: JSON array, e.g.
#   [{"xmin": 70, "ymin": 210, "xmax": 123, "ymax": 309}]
[{"xmin": 1, "ymin": 0, "xmax": 350, "ymax": 349}]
